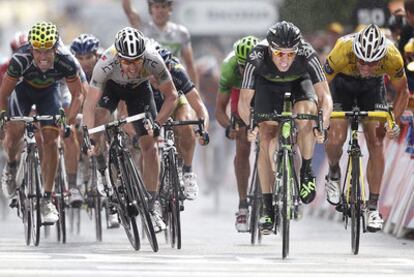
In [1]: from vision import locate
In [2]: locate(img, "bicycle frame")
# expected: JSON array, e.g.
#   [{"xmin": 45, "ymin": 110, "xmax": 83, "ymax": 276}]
[{"xmin": 331, "ymin": 107, "xmax": 396, "ymax": 255}]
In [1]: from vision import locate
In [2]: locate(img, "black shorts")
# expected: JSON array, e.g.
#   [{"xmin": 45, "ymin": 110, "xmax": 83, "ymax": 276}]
[
  {"xmin": 98, "ymin": 80, "xmax": 157, "ymax": 137},
  {"xmin": 254, "ymin": 76, "xmax": 318, "ymax": 115},
  {"xmin": 330, "ymin": 74, "xmax": 388, "ymax": 111},
  {"xmin": 8, "ymin": 81, "xmax": 61, "ymax": 126}
]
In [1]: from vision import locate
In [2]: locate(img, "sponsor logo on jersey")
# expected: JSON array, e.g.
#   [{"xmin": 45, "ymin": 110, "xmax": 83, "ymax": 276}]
[
  {"xmin": 249, "ymin": 50, "xmax": 263, "ymax": 61},
  {"xmin": 324, "ymin": 61, "xmax": 335, "ymax": 75}
]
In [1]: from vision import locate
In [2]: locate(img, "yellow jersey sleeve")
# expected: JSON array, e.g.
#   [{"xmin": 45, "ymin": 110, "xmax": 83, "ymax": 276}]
[
  {"xmin": 383, "ymin": 43, "xmax": 405, "ymax": 81},
  {"xmin": 323, "ymin": 36, "xmax": 354, "ymax": 82}
]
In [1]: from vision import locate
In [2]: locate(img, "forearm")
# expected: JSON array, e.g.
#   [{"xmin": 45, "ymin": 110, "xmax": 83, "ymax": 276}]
[
  {"xmin": 82, "ymin": 99, "xmax": 96, "ymax": 129},
  {"xmin": 0, "ymin": 76, "xmax": 17, "ymax": 110},
  {"xmin": 156, "ymin": 95, "xmax": 177, "ymax": 124},
  {"xmin": 215, "ymin": 106, "xmax": 230, "ymax": 129},
  {"xmin": 393, "ymin": 88, "xmax": 409, "ymax": 121},
  {"xmin": 238, "ymin": 89, "xmax": 254, "ymax": 125},
  {"xmin": 67, "ymin": 92, "xmax": 83, "ymax": 123}
]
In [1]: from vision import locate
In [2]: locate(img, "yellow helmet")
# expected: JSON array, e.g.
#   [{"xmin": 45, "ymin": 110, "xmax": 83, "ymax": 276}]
[{"xmin": 28, "ymin": 22, "xmax": 59, "ymax": 49}]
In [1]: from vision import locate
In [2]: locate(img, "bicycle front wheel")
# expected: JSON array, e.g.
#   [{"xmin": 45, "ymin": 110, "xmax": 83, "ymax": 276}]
[
  {"xmin": 55, "ymin": 168, "xmax": 67, "ymax": 243},
  {"xmin": 250, "ymin": 168, "xmax": 262, "ymax": 245},
  {"xmin": 29, "ymin": 151, "xmax": 42, "ymax": 246},
  {"xmin": 167, "ymin": 152, "xmax": 181, "ymax": 249},
  {"xmin": 108, "ymin": 150, "xmax": 140, "ymax": 250},
  {"xmin": 351, "ymin": 156, "xmax": 361, "ymax": 255},
  {"xmin": 123, "ymin": 151, "xmax": 159, "ymax": 252},
  {"xmin": 281, "ymin": 152, "xmax": 291, "ymax": 259}
]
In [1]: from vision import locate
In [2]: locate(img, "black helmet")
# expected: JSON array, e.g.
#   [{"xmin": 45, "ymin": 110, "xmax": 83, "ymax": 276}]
[{"xmin": 267, "ymin": 21, "xmax": 301, "ymax": 49}]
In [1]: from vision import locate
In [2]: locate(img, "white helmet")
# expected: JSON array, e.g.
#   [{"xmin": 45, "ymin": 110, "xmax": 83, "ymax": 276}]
[
  {"xmin": 114, "ymin": 27, "xmax": 146, "ymax": 59},
  {"xmin": 352, "ymin": 24, "xmax": 387, "ymax": 62}
]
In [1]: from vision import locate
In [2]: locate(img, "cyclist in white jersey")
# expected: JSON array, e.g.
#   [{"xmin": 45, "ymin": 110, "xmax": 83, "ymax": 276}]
[
  {"xmin": 122, "ymin": 0, "xmax": 198, "ymax": 87},
  {"xmin": 83, "ymin": 27, "xmax": 178, "ymax": 232}
]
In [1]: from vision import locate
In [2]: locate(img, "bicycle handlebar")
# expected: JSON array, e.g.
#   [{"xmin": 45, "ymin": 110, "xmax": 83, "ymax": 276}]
[
  {"xmin": 331, "ymin": 110, "xmax": 396, "ymax": 128},
  {"xmin": 88, "ymin": 112, "xmax": 146, "ymax": 135}
]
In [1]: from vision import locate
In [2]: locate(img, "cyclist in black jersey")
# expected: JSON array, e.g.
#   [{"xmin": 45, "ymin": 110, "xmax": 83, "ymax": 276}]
[
  {"xmin": 239, "ymin": 21, "xmax": 332, "ymax": 234},
  {"xmin": 0, "ymin": 22, "xmax": 84, "ymax": 224}
]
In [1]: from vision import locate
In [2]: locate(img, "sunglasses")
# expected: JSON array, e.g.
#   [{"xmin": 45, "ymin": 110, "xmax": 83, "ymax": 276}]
[
  {"xmin": 270, "ymin": 46, "xmax": 298, "ymax": 58},
  {"xmin": 357, "ymin": 59, "xmax": 380, "ymax": 67},
  {"xmin": 119, "ymin": 57, "xmax": 144, "ymax": 65},
  {"xmin": 31, "ymin": 40, "xmax": 55, "ymax": 49}
]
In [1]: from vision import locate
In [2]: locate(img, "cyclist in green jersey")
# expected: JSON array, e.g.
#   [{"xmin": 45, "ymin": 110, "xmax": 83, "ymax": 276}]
[{"xmin": 216, "ymin": 36, "xmax": 259, "ymax": 232}]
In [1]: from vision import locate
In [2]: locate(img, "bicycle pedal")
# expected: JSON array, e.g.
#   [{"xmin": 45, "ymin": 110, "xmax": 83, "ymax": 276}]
[{"xmin": 41, "ymin": 222, "xmax": 55, "ymax": 226}]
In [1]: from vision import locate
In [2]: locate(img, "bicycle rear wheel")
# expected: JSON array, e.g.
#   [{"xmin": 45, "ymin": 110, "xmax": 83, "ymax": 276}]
[
  {"xmin": 19, "ymin": 175, "xmax": 31, "ymax": 246},
  {"xmin": 124, "ymin": 151, "xmax": 159, "ymax": 252},
  {"xmin": 108, "ymin": 151, "xmax": 140, "ymax": 250},
  {"xmin": 351, "ymin": 156, "xmax": 361, "ymax": 255}
]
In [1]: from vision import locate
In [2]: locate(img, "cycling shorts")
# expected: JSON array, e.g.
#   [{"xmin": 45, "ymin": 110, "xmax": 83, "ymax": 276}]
[
  {"xmin": 254, "ymin": 76, "xmax": 318, "ymax": 115},
  {"xmin": 8, "ymin": 81, "xmax": 61, "ymax": 126},
  {"xmin": 98, "ymin": 80, "xmax": 157, "ymax": 137},
  {"xmin": 330, "ymin": 74, "xmax": 388, "ymax": 111}
]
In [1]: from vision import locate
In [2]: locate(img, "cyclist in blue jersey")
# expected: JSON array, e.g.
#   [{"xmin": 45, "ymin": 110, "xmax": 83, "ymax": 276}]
[{"xmin": 0, "ymin": 22, "xmax": 84, "ymax": 224}]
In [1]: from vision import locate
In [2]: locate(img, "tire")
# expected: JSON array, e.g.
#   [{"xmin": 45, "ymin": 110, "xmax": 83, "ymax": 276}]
[
  {"xmin": 55, "ymin": 168, "xmax": 67, "ymax": 244},
  {"xmin": 108, "ymin": 150, "xmax": 140, "ymax": 251},
  {"xmin": 19, "ymin": 176, "xmax": 31, "ymax": 246},
  {"xmin": 30, "ymin": 151, "xmax": 42, "ymax": 246},
  {"xmin": 250, "ymin": 169, "xmax": 261, "ymax": 245},
  {"xmin": 281, "ymin": 151, "xmax": 290, "ymax": 259},
  {"xmin": 124, "ymin": 152, "xmax": 159, "ymax": 252},
  {"xmin": 90, "ymin": 157, "xmax": 102, "ymax": 241},
  {"xmin": 168, "ymin": 152, "xmax": 181, "ymax": 249},
  {"xmin": 94, "ymin": 194, "xmax": 102, "ymax": 242},
  {"xmin": 351, "ymin": 156, "xmax": 361, "ymax": 255}
]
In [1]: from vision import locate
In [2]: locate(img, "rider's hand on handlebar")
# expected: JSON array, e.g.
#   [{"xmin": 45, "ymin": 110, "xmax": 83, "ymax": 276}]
[
  {"xmin": 385, "ymin": 122, "xmax": 400, "ymax": 139},
  {"xmin": 225, "ymin": 125, "xmax": 238, "ymax": 140},
  {"xmin": 197, "ymin": 131, "xmax": 209, "ymax": 146},
  {"xmin": 144, "ymin": 119, "xmax": 161, "ymax": 138},
  {"xmin": 247, "ymin": 126, "xmax": 258, "ymax": 142},
  {"xmin": 313, "ymin": 127, "xmax": 328, "ymax": 144}
]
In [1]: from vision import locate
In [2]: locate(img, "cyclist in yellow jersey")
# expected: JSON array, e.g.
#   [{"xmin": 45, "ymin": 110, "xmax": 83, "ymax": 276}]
[{"xmin": 323, "ymin": 24, "xmax": 409, "ymax": 232}]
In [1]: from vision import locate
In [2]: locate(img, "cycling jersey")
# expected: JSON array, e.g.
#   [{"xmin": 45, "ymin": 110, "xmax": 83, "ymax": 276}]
[
  {"xmin": 242, "ymin": 40, "xmax": 326, "ymax": 90},
  {"xmin": 7, "ymin": 43, "xmax": 79, "ymax": 89},
  {"xmin": 142, "ymin": 21, "xmax": 191, "ymax": 58},
  {"xmin": 219, "ymin": 52, "xmax": 242, "ymax": 95},
  {"xmin": 324, "ymin": 33, "xmax": 406, "ymax": 82},
  {"xmin": 242, "ymin": 40, "xmax": 323, "ymax": 115},
  {"xmin": 90, "ymin": 45, "xmax": 171, "ymax": 91},
  {"xmin": 218, "ymin": 51, "xmax": 243, "ymax": 115},
  {"xmin": 153, "ymin": 57, "xmax": 194, "ymax": 112}
]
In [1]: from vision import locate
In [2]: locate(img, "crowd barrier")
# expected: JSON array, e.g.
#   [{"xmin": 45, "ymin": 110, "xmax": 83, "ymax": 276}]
[{"xmin": 310, "ymin": 111, "xmax": 414, "ymax": 239}]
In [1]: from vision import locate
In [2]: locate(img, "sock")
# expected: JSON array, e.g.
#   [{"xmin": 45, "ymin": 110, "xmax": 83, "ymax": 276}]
[
  {"xmin": 263, "ymin": 193, "xmax": 273, "ymax": 216},
  {"xmin": 239, "ymin": 199, "xmax": 248, "ymax": 209},
  {"xmin": 43, "ymin": 191, "xmax": 52, "ymax": 200},
  {"xmin": 182, "ymin": 165, "xmax": 192, "ymax": 173},
  {"xmin": 367, "ymin": 193, "xmax": 379, "ymax": 210},
  {"xmin": 68, "ymin": 173, "xmax": 77, "ymax": 189},
  {"xmin": 8, "ymin": 161, "xmax": 17, "ymax": 168},
  {"xmin": 96, "ymin": 154, "xmax": 107, "ymax": 174},
  {"xmin": 148, "ymin": 191, "xmax": 157, "ymax": 211},
  {"xmin": 329, "ymin": 164, "xmax": 341, "ymax": 179},
  {"xmin": 300, "ymin": 158, "xmax": 312, "ymax": 176}
]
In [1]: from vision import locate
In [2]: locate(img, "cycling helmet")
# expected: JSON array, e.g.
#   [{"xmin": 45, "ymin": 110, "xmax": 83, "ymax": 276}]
[
  {"xmin": 267, "ymin": 21, "xmax": 301, "ymax": 49},
  {"xmin": 70, "ymin": 34, "xmax": 100, "ymax": 56},
  {"xmin": 114, "ymin": 27, "xmax": 146, "ymax": 59},
  {"xmin": 10, "ymin": 32, "xmax": 28, "ymax": 52},
  {"xmin": 28, "ymin": 22, "xmax": 59, "ymax": 49},
  {"xmin": 353, "ymin": 24, "xmax": 387, "ymax": 62},
  {"xmin": 233, "ymin": 35, "xmax": 259, "ymax": 65}
]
